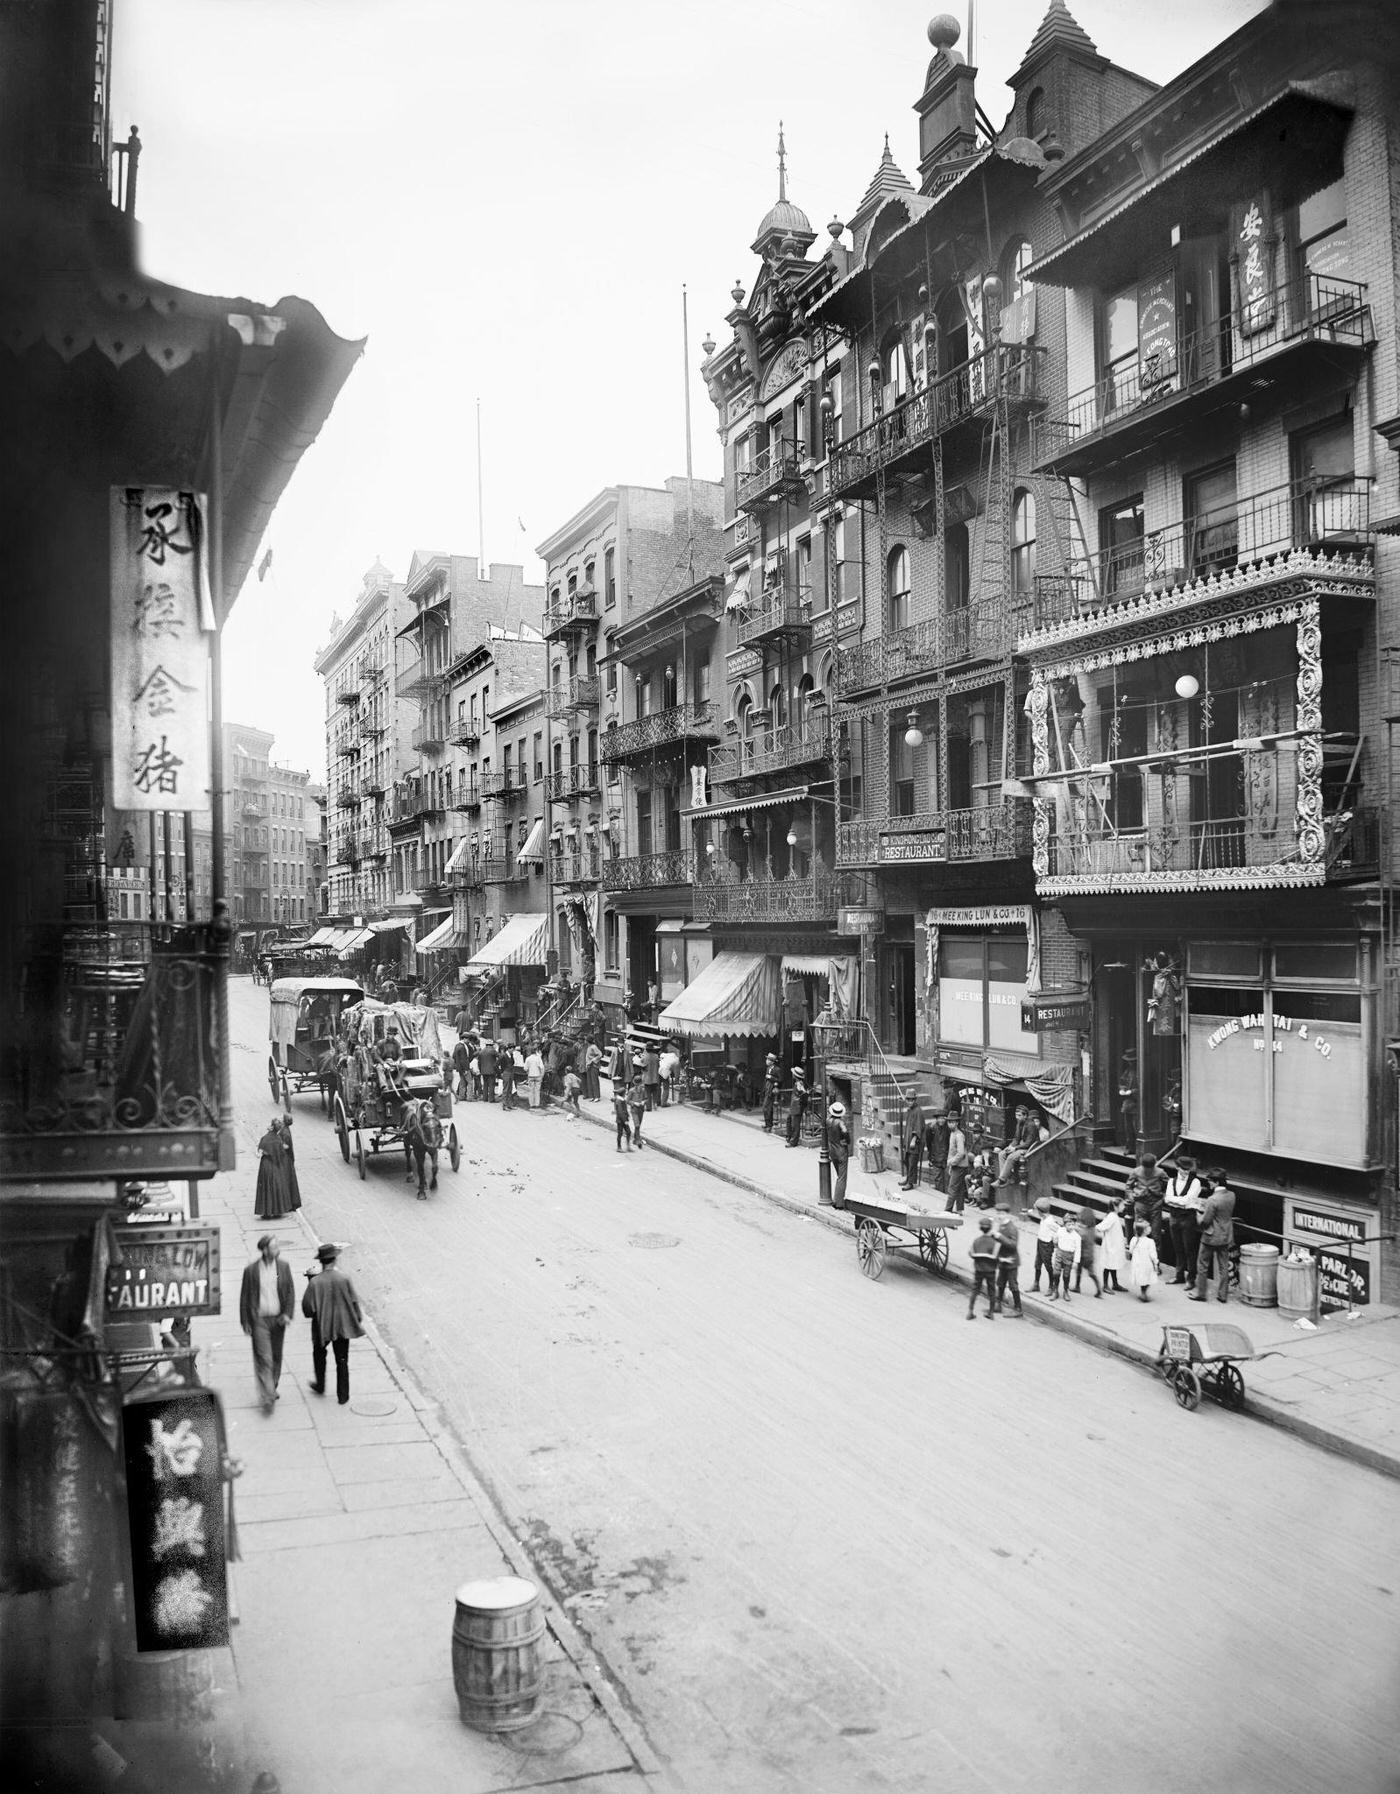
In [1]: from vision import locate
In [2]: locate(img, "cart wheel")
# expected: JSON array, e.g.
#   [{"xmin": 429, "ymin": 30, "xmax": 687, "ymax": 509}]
[
  {"xmin": 448, "ymin": 1125, "xmax": 460, "ymax": 1173},
  {"xmin": 267, "ymin": 1056, "xmax": 280, "ymax": 1102},
  {"xmin": 1215, "ymin": 1362, "xmax": 1246, "ymax": 1412},
  {"xmin": 1173, "ymin": 1367, "xmax": 1202, "ymax": 1411},
  {"xmin": 857, "ymin": 1219, "xmax": 886, "ymax": 1280},
  {"xmin": 917, "ymin": 1229, "xmax": 949, "ymax": 1274},
  {"xmin": 354, "ymin": 1130, "xmax": 366, "ymax": 1181},
  {"xmin": 334, "ymin": 1097, "xmax": 350, "ymax": 1164},
  {"xmin": 1157, "ymin": 1351, "xmax": 1177, "ymax": 1383},
  {"xmin": 279, "ymin": 1071, "xmax": 292, "ymax": 1117}
]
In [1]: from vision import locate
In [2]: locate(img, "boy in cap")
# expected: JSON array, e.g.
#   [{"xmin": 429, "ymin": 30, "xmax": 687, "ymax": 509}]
[
  {"xmin": 300, "ymin": 1243, "xmax": 365, "ymax": 1405},
  {"xmin": 968, "ymin": 1215, "xmax": 1000, "ymax": 1320}
]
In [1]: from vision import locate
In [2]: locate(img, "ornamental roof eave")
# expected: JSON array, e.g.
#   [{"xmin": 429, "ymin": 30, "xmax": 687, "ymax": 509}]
[
  {"xmin": 1016, "ymin": 549, "xmax": 1375, "ymax": 661},
  {"xmin": 1037, "ymin": 865, "xmax": 1328, "ymax": 899}
]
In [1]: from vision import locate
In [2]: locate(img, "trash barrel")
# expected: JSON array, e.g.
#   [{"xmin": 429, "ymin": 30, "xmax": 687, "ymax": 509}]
[
  {"xmin": 858, "ymin": 1139, "xmax": 885, "ymax": 1175},
  {"xmin": 1276, "ymin": 1255, "xmax": 1319, "ymax": 1322},
  {"xmin": 451, "ymin": 1576, "xmax": 544, "ymax": 1733},
  {"xmin": 1237, "ymin": 1243, "xmax": 1280, "ymax": 1308}
]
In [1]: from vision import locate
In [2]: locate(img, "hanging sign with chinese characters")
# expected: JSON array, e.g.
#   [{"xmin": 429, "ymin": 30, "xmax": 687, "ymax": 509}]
[
  {"xmin": 121, "ymin": 1388, "xmax": 229, "ymax": 1652},
  {"xmin": 1236, "ymin": 195, "xmax": 1276, "ymax": 336},
  {"xmin": 110, "ymin": 488, "xmax": 214, "ymax": 812}
]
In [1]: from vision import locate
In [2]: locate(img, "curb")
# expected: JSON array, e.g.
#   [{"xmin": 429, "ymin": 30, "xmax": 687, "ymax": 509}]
[{"xmin": 572, "ymin": 1103, "xmax": 1400, "ymax": 1484}]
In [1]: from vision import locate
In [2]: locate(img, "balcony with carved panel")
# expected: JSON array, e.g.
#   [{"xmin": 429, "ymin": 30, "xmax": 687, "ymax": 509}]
[
  {"xmin": 600, "ymin": 700, "xmax": 720, "ymax": 765},
  {"xmin": 546, "ymin": 675, "xmax": 601, "ymax": 722},
  {"xmin": 710, "ymin": 715, "xmax": 833, "ymax": 789},
  {"xmin": 551, "ymin": 850, "xmax": 601, "ymax": 890},
  {"xmin": 543, "ymin": 588, "xmax": 599, "ymax": 641},
  {"xmin": 838, "ymin": 802, "xmax": 1032, "ymax": 868},
  {"xmin": 481, "ymin": 768, "xmax": 530, "ymax": 802},
  {"xmin": 736, "ymin": 440, "xmax": 805, "ymax": 514},
  {"xmin": 0, "ymin": 919, "xmax": 230, "ymax": 1181},
  {"xmin": 692, "ymin": 868, "xmax": 836, "ymax": 924},
  {"xmin": 601, "ymin": 849, "xmax": 693, "ymax": 892},
  {"xmin": 734, "ymin": 581, "xmax": 812, "ymax": 651},
  {"xmin": 544, "ymin": 764, "xmax": 602, "ymax": 803},
  {"xmin": 828, "ymin": 343, "xmax": 1046, "ymax": 503}
]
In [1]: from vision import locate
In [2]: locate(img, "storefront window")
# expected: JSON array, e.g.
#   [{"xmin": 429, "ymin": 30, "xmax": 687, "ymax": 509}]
[{"xmin": 939, "ymin": 935, "xmax": 1038, "ymax": 1054}]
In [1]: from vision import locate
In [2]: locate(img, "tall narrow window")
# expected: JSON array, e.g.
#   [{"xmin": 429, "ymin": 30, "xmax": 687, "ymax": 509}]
[
  {"xmin": 888, "ymin": 545, "xmax": 911, "ymax": 633},
  {"xmin": 604, "ymin": 546, "xmax": 617, "ymax": 608},
  {"xmin": 1297, "ymin": 178, "xmax": 1351, "ymax": 287},
  {"xmin": 1099, "ymin": 496, "xmax": 1144, "ymax": 596},
  {"xmin": 824, "ymin": 371, "xmax": 843, "ymax": 446},
  {"xmin": 945, "ymin": 522, "xmax": 970, "ymax": 612},
  {"xmin": 1101, "ymin": 287, "xmax": 1139, "ymax": 413},
  {"xmin": 796, "ymin": 533, "xmax": 813, "ymax": 601},
  {"xmin": 890, "ymin": 723, "xmax": 916, "ymax": 818},
  {"xmin": 1011, "ymin": 489, "xmax": 1037, "ymax": 601},
  {"xmin": 1185, "ymin": 462, "xmax": 1238, "ymax": 577},
  {"xmin": 636, "ymin": 790, "xmax": 653, "ymax": 856}
]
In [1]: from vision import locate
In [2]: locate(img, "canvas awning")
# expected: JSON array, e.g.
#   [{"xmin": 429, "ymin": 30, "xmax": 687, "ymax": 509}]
[
  {"xmin": 517, "ymin": 817, "xmax": 547, "ymax": 867},
  {"xmin": 464, "ymin": 912, "xmax": 549, "ymax": 971},
  {"xmin": 656, "ymin": 951, "xmax": 780, "ymax": 1040},
  {"xmin": 305, "ymin": 926, "xmax": 336, "ymax": 947},
  {"xmin": 683, "ymin": 785, "xmax": 809, "ymax": 822},
  {"xmin": 444, "ymin": 838, "xmax": 473, "ymax": 875},
  {"xmin": 416, "ymin": 915, "xmax": 470, "ymax": 955},
  {"xmin": 781, "ymin": 953, "xmax": 833, "ymax": 975}
]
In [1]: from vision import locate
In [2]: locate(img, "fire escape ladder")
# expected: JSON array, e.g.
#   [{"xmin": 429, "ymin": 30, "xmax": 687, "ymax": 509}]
[
  {"xmin": 970, "ymin": 390, "xmax": 1011, "ymax": 654},
  {"xmin": 1042, "ymin": 473, "xmax": 1097, "ymax": 609}
]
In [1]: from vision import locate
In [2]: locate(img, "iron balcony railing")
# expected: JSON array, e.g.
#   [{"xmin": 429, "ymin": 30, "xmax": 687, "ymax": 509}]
[
  {"xmin": 543, "ymin": 588, "xmax": 599, "ymax": 637},
  {"xmin": 1043, "ymin": 802, "xmax": 1378, "ymax": 886},
  {"xmin": 1038, "ymin": 274, "xmax": 1371, "ymax": 471},
  {"xmin": 1022, "ymin": 476, "xmax": 1375, "ymax": 632},
  {"xmin": 546, "ymin": 675, "xmax": 601, "ymax": 720},
  {"xmin": 828, "ymin": 342, "xmax": 1045, "ymax": 499},
  {"xmin": 734, "ymin": 583, "xmax": 812, "ymax": 650},
  {"xmin": 336, "ymin": 684, "xmax": 360, "ymax": 705},
  {"xmin": 411, "ymin": 719, "xmax": 446, "ymax": 754},
  {"xmin": 736, "ymin": 440, "xmax": 805, "ymax": 512},
  {"xmin": 601, "ymin": 849, "xmax": 693, "ymax": 891},
  {"xmin": 482, "ymin": 853, "xmax": 527, "ymax": 884},
  {"xmin": 552, "ymin": 850, "xmax": 601, "ymax": 886},
  {"xmin": 544, "ymin": 764, "xmax": 602, "ymax": 802},
  {"xmin": 838, "ymin": 802, "xmax": 1033, "ymax": 867},
  {"xmin": 452, "ymin": 783, "xmax": 482, "ymax": 810},
  {"xmin": 0, "ymin": 919, "xmax": 227, "ymax": 1181},
  {"xmin": 693, "ymin": 868, "xmax": 836, "ymax": 923},
  {"xmin": 600, "ymin": 700, "xmax": 720, "ymax": 762},
  {"xmin": 449, "ymin": 859, "xmax": 484, "ymax": 888},
  {"xmin": 481, "ymin": 768, "xmax": 530, "ymax": 800},
  {"xmin": 710, "ymin": 716, "xmax": 833, "ymax": 786},
  {"xmin": 452, "ymin": 720, "xmax": 482, "ymax": 748}
]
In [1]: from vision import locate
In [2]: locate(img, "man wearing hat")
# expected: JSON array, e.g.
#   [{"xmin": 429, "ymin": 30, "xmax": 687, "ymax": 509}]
[
  {"xmin": 827, "ymin": 1100, "xmax": 851, "ymax": 1207},
  {"xmin": 784, "ymin": 1065, "xmax": 808, "ymax": 1147},
  {"xmin": 1163, "ymin": 1154, "xmax": 1206, "ymax": 1284},
  {"xmin": 762, "ymin": 1054, "xmax": 781, "ymax": 1133},
  {"xmin": 300, "ymin": 1243, "xmax": 366, "ymax": 1404},
  {"xmin": 239, "ymin": 1235, "xmax": 295, "ymax": 1415}
]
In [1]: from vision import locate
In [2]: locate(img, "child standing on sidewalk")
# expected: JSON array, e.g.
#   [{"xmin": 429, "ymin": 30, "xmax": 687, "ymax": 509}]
[
  {"xmin": 993, "ymin": 1203, "xmax": 1023, "ymax": 1315},
  {"xmin": 1031, "ymin": 1200, "xmax": 1059, "ymax": 1294},
  {"xmin": 1129, "ymin": 1218, "xmax": 1160, "ymax": 1301},
  {"xmin": 563, "ymin": 1068, "xmax": 583, "ymax": 1114},
  {"xmin": 1050, "ymin": 1213, "xmax": 1081, "ymax": 1301},
  {"xmin": 967, "ymin": 1215, "xmax": 1000, "ymax": 1320},
  {"xmin": 1097, "ymin": 1200, "xmax": 1127, "ymax": 1293},
  {"xmin": 613, "ymin": 1083, "xmax": 633, "ymax": 1151},
  {"xmin": 1072, "ymin": 1205, "xmax": 1103, "ymax": 1298}
]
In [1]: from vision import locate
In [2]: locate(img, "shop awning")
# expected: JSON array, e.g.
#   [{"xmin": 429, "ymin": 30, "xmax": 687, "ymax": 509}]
[
  {"xmin": 304, "ymin": 926, "xmax": 336, "ymax": 947},
  {"xmin": 683, "ymin": 785, "xmax": 810, "ymax": 822},
  {"xmin": 331, "ymin": 926, "xmax": 373, "ymax": 953},
  {"xmin": 517, "ymin": 817, "xmax": 547, "ymax": 867},
  {"xmin": 416, "ymin": 915, "xmax": 470, "ymax": 955},
  {"xmin": 464, "ymin": 912, "xmax": 549, "ymax": 971},
  {"xmin": 656, "ymin": 951, "xmax": 780, "ymax": 1040},
  {"xmin": 367, "ymin": 918, "xmax": 405, "ymax": 935},
  {"xmin": 781, "ymin": 953, "xmax": 832, "ymax": 975},
  {"xmin": 444, "ymin": 838, "xmax": 472, "ymax": 875}
]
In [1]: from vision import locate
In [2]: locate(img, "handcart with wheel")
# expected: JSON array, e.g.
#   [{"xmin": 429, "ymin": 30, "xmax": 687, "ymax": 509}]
[
  {"xmin": 1156, "ymin": 1320, "xmax": 1255, "ymax": 1412},
  {"xmin": 844, "ymin": 1192, "xmax": 962, "ymax": 1282}
]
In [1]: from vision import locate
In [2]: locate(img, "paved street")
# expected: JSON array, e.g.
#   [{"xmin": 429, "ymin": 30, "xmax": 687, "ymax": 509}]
[{"xmin": 226, "ymin": 980, "xmax": 1400, "ymax": 1794}]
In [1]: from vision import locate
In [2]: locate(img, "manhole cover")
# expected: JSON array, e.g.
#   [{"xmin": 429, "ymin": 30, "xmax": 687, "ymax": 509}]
[
  {"xmin": 348, "ymin": 1398, "xmax": 397, "ymax": 1417},
  {"xmin": 628, "ymin": 1233, "xmax": 680, "ymax": 1249}
]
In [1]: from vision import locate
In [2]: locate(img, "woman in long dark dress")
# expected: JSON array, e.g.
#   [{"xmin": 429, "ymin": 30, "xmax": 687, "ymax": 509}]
[{"xmin": 254, "ymin": 1117, "xmax": 301, "ymax": 1219}]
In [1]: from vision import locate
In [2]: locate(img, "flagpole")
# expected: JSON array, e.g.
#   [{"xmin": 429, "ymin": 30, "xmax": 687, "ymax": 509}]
[
  {"xmin": 682, "ymin": 284, "xmax": 694, "ymax": 575},
  {"xmin": 476, "ymin": 397, "xmax": 485, "ymax": 574}
]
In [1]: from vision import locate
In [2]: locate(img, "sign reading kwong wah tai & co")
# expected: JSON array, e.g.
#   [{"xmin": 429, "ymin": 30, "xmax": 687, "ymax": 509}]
[{"xmin": 107, "ymin": 1225, "xmax": 221, "ymax": 1320}]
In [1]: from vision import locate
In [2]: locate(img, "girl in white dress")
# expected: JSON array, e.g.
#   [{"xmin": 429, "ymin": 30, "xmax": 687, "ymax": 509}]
[
  {"xmin": 1128, "ymin": 1218, "xmax": 1160, "ymax": 1302},
  {"xmin": 1096, "ymin": 1200, "xmax": 1127, "ymax": 1293}
]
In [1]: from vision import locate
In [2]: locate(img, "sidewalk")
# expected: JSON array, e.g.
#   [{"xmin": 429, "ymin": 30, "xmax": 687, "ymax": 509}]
[
  {"xmin": 194, "ymin": 1170, "xmax": 663, "ymax": 1794},
  {"xmin": 577, "ymin": 1082, "xmax": 1400, "ymax": 1482}
]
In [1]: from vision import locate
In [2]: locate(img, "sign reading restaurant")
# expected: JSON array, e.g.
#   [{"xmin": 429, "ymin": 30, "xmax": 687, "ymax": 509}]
[
  {"xmin": 1021, "ymin": 989, "xmax": 1090, "ymax": 1032},
  {"xmin": 107, "ymin": 1225, "xmax": 221, "ymax": 1319}
]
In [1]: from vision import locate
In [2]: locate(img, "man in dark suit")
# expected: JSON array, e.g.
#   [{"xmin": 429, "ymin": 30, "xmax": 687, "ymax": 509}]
[
  {"xmin": 240, "ymin": 1234, "xmax": 295, "ymax": 1415},
  {"xmin": 900, "ymin": 1091, "xmax": 926, "ymax": 1191},
  {"xmin": 301, "ymin": 1243, "xmax": 366, "ymax": 1404},
  {"xmin": 1189, "ymin": 1169, "xmax": 1236, "ymax": 1303},
  {"xmin": 784, "ymin": 1068, "xmax": 808, "ymax": 1146}
]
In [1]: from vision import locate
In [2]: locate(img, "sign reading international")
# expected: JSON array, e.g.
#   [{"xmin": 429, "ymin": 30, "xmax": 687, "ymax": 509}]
[
  {"xmin": 110, "ymin": 487, "xmax": 214, "ymax": 813},
  {"xmin": 1020, "ymin": 989, "xmax": 1091, "ymax": 1033},
  {"xmin": 107, "ymin": 1225, "xmax": 221, "ymax": 1320},
  {"xmin": 121, "ymin": 1389, "xmax": 229, "ymax": 1652}
]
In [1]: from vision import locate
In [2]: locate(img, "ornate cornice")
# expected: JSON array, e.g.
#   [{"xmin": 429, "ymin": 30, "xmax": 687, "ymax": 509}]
[
  {"xmin": 1038, "ymin": 866, "xmax": 1327, "ymax": 897},
  {"xmin": 1027, "ymin": 596, "xmax": 1313, "ymax": 681}
]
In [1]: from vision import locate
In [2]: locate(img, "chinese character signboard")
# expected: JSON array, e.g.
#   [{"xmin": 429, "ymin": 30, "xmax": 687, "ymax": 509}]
[
  {"xmin": 121, "ymin": 1389, "xmax": 229, "ymax": 1651},
  {"xmin": 1236, "ymin": 197, "xmax": 1276, "ymax": 336},
  {"xmin": 111, "ymin": 488, "xmax": 214, "ymax": 812},
  {"xmin": 107, "ymin": 1225, "xmax": 221, "ymax": 1320}
]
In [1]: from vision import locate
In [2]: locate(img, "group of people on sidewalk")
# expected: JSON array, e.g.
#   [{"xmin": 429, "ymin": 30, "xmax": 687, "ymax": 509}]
[{"xmin": 239, "ymin": 1235, "xmax": 366, "ymax": 1411}]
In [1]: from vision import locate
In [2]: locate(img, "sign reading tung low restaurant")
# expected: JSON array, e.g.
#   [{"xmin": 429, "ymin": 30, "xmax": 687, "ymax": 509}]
[
  {"xmin": 121, "ymin": 1388, "xmax": 230, "ymax": 1652},
  {"xmin": 107, "ymin": 1225, "xmax": 221, "ymax": 1320}
]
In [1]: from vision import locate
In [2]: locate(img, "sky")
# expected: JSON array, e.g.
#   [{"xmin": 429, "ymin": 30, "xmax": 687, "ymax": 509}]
[{"xmin": 114, "ymin": 0, "xmax": 1269, "ymax": 779}]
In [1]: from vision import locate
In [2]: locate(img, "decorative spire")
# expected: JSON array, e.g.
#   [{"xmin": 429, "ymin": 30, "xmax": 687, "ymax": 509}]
[{"xmin": 777, "ymin": 122, "xmax": 787, "ymax": 202}]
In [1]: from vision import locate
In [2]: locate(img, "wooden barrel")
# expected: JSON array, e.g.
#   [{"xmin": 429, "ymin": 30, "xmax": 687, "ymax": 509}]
[
  {"xmin": 1277, "ymin": 1256, "xmax": 1319, "ymax": 1322},
  {"xmin": 1237, "ymin": 1243, "xmax": 1279, "ymax": 1308},
  {"xmin": 451, "ymin": 1576, "xmax": 544, "ymax": 1732}
]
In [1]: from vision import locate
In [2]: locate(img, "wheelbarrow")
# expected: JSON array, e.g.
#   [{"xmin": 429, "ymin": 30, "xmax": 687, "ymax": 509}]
[{"xmin": 1156, "ymin": 1319, "xmax": 1255, "ymax": 1413}]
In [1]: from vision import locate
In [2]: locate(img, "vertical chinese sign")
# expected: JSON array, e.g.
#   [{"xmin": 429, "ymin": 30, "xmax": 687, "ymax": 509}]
[
  {"xmin": 1236, "ymin": 197, "xmax": 1276, "ymax": 337},
  {"xmin": 121, "ymin": 1389, "xmax": 229, "ymax": 1652},
  {"xmin": 111, "ymin": 489, "xmax": 214, "ymax": 812}
]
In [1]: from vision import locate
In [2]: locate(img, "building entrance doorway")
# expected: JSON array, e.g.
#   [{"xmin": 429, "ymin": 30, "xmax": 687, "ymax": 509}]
[{"xmin": 886, "ymin": 943, "xmax": 916, "ymax": 1057}]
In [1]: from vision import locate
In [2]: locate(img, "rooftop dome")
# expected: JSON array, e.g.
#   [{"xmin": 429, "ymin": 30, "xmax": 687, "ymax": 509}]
[{"xmin": 751, "ymin": 124, "xmax": 816, "ymax": 257}]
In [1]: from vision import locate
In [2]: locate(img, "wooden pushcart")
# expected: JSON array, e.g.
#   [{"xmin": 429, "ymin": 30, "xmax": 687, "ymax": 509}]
[
  {"xmin": 1156, "ymin": 1320, "xmax": 1255, "ymax": 1412},
  {"xmin": 843, "ymin": 1192, "xmax": 962, "ymax": 1282}
]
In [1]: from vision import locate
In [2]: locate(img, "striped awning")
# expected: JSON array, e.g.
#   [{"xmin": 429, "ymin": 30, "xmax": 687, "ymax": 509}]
[
  {"xmin": 464, "ymin": 912, "xmax": 549, "ymax": 971},
  {"xmin": 517, "ymin": 817, "xmax": 547, "ymax": 867},
  {"xmin": 444, "ymin": 837, "xmax": 472, "ymax": 875},
  {"xmin": 304, "ymin": 926, "xmax": 337, "ymax": 947},
  {"xmin": 682, "ymin": 785, "xmax": 810, "ymax": 822},
  {"xmin": 416, "ymin": 914, "xmax": 468, "ymax": 955},
  {"xmin": 656, "ymin": 951, "xmax": 780, "ymax": 1040}
]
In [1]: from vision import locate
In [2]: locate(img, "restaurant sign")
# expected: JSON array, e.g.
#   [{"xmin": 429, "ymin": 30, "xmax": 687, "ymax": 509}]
[
  {"xmin": 1020, "ymin": 989, "xmax": 1090, "ymax": 1032},
  {"xmin": 838, "ymin": 906, "xmax": 884, "ymax": 935},
  {"xmin": 121, "ymin": 1389, "xmax": 229, "ymax": 1651},
  {"xmin": 107, "ymin": 1225, "xmax": 221, "ymax": 1320}
]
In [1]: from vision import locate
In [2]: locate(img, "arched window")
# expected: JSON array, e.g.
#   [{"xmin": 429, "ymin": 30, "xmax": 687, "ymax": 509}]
[
  {"xmin": 796, "ymin": 672, "xmax": 815, "ymax": 736},
  {"xmin": 735, "ymin": 691, "xmax": 753, "ymax": 766},
  {"xmin": 1012, "ymin": 488, "xmax": 1037, "ymax": 602},
  {"xmin": 888, "ymin": 545, "xmax": 911, "ymax": 633},
  {"xmin": 879, "ymin": 330, "xmax": 908, "ymax": 408},
  {"xmin": 769, "ymin": 682, "xmax": 787, "ymax": 730},
  {"xmin": 1026, "ymin": 86, "xmax": 1045, "ymax": 141}
]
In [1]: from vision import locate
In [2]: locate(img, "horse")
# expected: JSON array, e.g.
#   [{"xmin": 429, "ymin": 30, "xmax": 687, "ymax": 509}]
[{"xmin": 404, "ymin": 1099, "xmax": 443, "ymax": 1199}]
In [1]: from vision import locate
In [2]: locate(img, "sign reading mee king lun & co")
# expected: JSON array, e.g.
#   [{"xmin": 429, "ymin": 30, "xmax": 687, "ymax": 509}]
[{"xmin": 107, "ymin": 1225, "xmax": 221, "ymax": 1320}]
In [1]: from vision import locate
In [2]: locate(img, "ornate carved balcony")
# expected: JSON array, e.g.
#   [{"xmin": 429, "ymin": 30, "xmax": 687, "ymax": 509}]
[
  {"xmin": 835, "ymin": 618, "xmax": 945, "ymax": 697},
  {"xmin": 544, "ymin": 764, "xmax": 601, "ymax": 803},
  {"xmin": 552, "ymin": 850, "xmax": 601, "ymax": 889},
  {"xmin": 0, "ymin": 919, "xmax": 228, "ymax": 1181},
  {"xmin": 601, "ymin": 849, "xmax": 693, "ymax": 891},
  {"xmin": 734, "ymin": 584, "xmax": 812, "ymax": 650},
  {"xmin": 600, "ymin": 701, "xmax": 720, "ymax": 764},
  {"xmin": 692, "ymin": 868, "xmax": 836, "ymax": 923},
  {"xmin": 543, "ymin": 588, "xmax": 599, "ymax": 640},
  {"xmin": 736, "ymin": 441, "xmax": 805, "ymax": 514},
  {"xmin": 838, "ymin": 802, "xmax": 1032, "ymax": 867},
  {"xmin": 710, "ymin": 716, "xmax": 833, "ymax": 787},
  {"xmin": 546, "ymin": 675, "xmax": 601, "ymax": 721},
  {"xmin": 829, "ymin": 343, "xmax": 1045, "ymax": 502}
]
